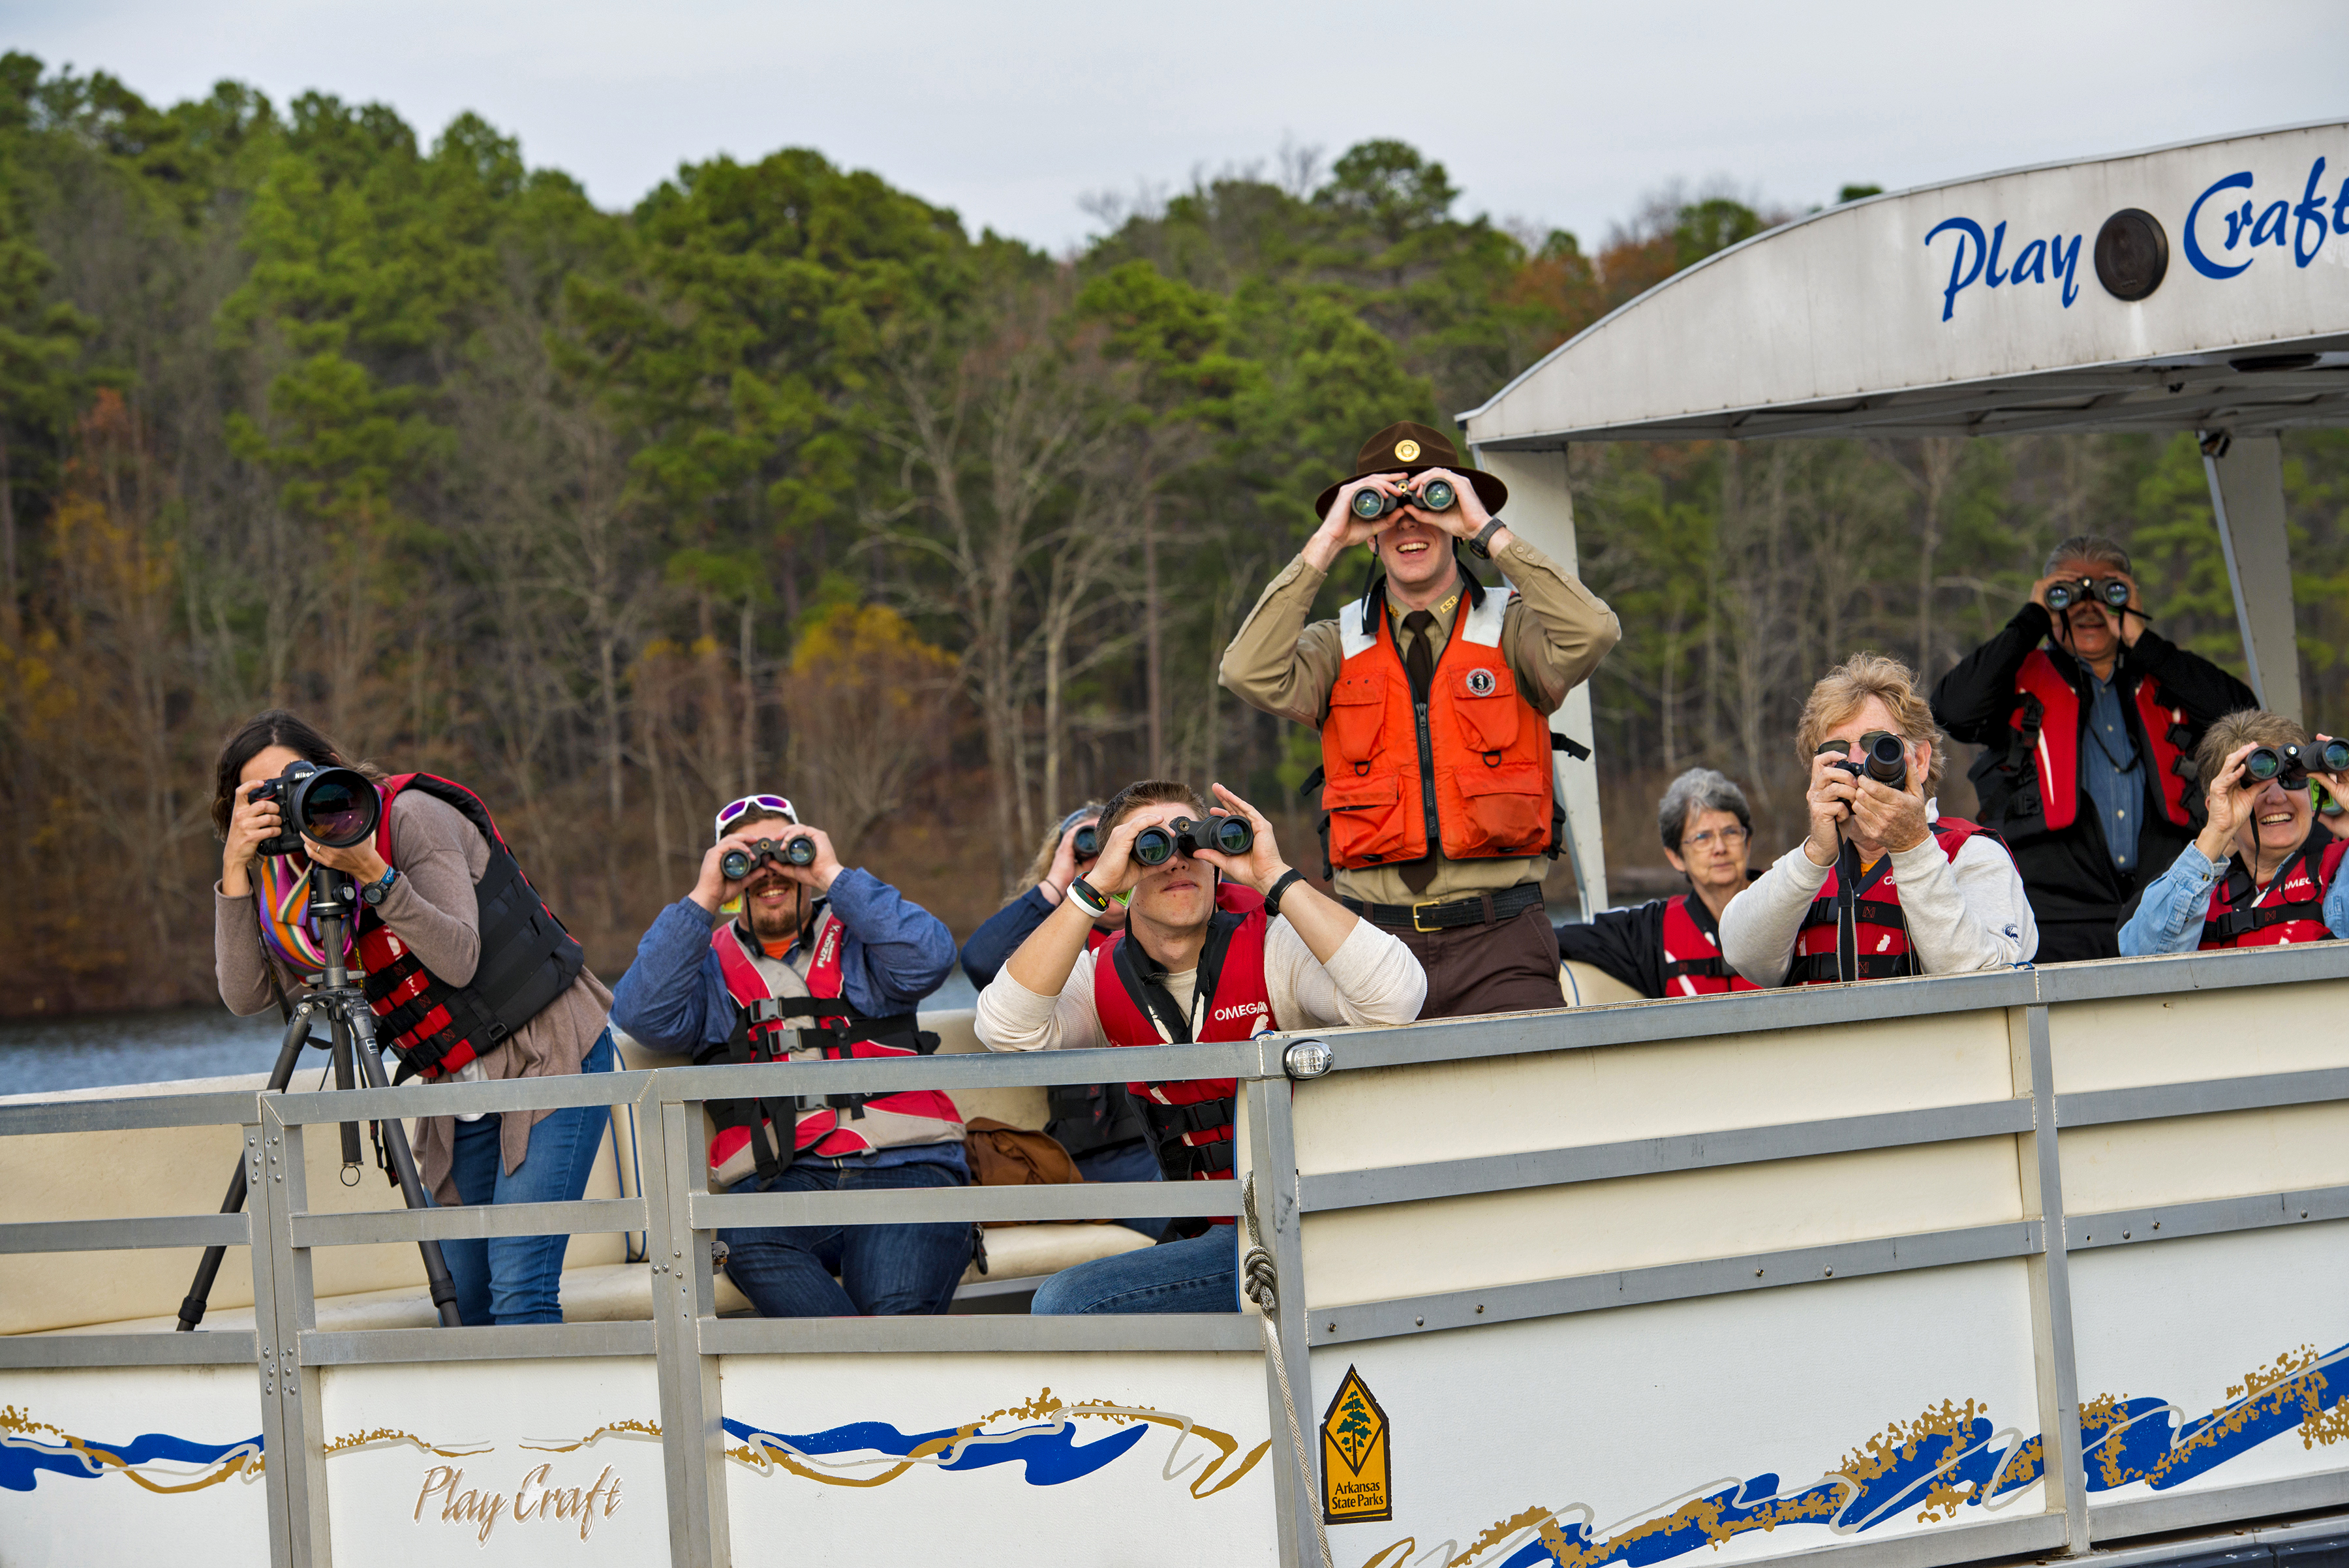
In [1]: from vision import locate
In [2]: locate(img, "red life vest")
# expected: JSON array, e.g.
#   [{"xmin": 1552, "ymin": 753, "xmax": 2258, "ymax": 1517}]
[
  {"xmin": 2200, "ymin": 829, "xmax": 2348, "ymax": 949},
  {"xmin": 2010, "ymin": 649, "xmax": 2194, "ymax": 831},
  {"xmin": 353, "ymin": 774, "xmax": 584, "ymax": 1083},
  {"xmin": 705, "ymin": 910, "xmax": 962, "ymax": 1186},
  {"xmin": 1792, "ymin": 819, "xmax": 2006, "ymax": 984},
  {"xmin": 1659, "ymin": 894, "xmax": 1758, "ymax": 996},
  {"xmin": 1092, "ymin": 884, "xmax": 1271, "ymax": 1184},
  {"xmin": 1319, "ymin": 577, "xmax": 1556, "ymax": 870}
]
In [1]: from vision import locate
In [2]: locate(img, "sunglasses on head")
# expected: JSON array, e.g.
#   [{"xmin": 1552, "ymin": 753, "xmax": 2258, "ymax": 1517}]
[{"xmin": 714, "ymin": 793, "xmax": 796, "ymax": 842}]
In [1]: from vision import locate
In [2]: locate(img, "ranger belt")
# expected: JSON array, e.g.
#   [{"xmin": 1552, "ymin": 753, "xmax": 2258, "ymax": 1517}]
[{"xmin": 1338, "ymin": 882, "xmax": 1546, "ymax": 932}]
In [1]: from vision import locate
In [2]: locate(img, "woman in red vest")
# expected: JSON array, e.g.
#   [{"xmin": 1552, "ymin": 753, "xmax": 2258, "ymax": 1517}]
[
  {"xmin": 975, "ymin": 779, "xmax": 1426, "ymax": 1314},
  {"xmin": 2119, "ymin": 710, "xmax": 2349, "ymax": 954},
  {"xmin": 1557, "ymin": 768, "xmax": 1761, "ymax": 997},
  {"xmin": 1722, "ymin": 654, "xmax": 2038, "ymax": 985}
]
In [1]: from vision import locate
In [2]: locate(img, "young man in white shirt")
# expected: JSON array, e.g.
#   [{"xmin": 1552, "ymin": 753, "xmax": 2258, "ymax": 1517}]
[{"xmin": 976, "ymin": 778, "xmax": 1426, "ymax": 1313}]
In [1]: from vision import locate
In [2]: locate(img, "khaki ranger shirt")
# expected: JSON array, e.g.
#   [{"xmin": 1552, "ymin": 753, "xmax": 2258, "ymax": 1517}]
[{"xmin": 1220, "ymin": 534, "xmax": 1620, "ymax": 905}]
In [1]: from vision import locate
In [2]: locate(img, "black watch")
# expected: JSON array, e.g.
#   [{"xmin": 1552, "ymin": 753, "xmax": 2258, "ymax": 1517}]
[
  {"xmin": 360, "ymin": 865, "xmax": 399, "ymax": 906},
  {"xmin": 1264, "ymin": 869, "xmax": 1306, "ymax": 920},
  {"xmin": 1469, "ymin": 517, "xmax": 1507, "ymax": 559}
]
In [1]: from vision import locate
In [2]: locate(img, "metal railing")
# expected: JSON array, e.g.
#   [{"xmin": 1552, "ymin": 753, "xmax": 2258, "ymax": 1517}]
[{"xmin": 7, "ymin": 944, "xmax": 2349, "ymax": 1568}]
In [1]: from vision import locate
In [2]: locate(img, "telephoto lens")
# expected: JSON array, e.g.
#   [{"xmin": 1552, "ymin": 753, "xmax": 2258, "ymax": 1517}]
[
  {"xmin": 1864, "ymin": 733, "xmax": 1908, "ymax": 788},
  {"xmin": 295, "ymin": 766, "xmax": 380, "ymax": 849},
  {"xmin": 1072, "ymin": 824, "xmax": 1099, "ymax": 858}
]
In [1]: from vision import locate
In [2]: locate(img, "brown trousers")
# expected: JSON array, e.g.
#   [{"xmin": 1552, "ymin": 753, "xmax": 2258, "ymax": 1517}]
[{"xmin": 1396, "ymin": 904, "xmax": 1565, "ymax": 1020}]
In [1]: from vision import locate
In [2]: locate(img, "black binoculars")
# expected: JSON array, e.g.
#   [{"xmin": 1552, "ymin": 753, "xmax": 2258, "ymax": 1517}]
[
  {"xmin": 2046, "ymin": 577, "xmax": 2130, "ymax": 613},
  {"xmin": 1828, "ymin": 731, "xmax": 1909, "ymax": 790},
  {"xmin": 2244, "ymin": 739, "xmax": 2349, "ymax": 787},
  {"xmin": 253, "ymin": 761, "xmax": 380, "ymax": 857},
  {"xmin": 722, "ymin": 835, "xmax": 816, "ymax": 879},
  {"xmin": 1071, "ymin": 824, "xmax": 1099, "ymax": 859},
  {"xmin": 1133, "ymin": 814, "xmax": 1254, "ymax": 866},
  {"xmin": 1351, "ymin": 478, "xmax": 1457, "ymax": 519}
]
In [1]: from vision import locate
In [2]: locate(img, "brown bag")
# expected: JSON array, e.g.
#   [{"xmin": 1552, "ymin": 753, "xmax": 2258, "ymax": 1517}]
[{"xmin": 963, "ymin": 1117, "xmax": 1086, "ymax": 1228}]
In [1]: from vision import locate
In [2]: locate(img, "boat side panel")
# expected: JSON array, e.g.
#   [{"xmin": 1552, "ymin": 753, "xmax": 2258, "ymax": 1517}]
[
  {"xmin": 0, "ymin": 1363, "xmax": 270, "ymax": 1566},
  {"xmin": 2068, "ymin": 1222, "xmax": 2349, "ymax": 1531},
  {"xmin": 2059, "ymin": 1101, "xmax": 2349, "ymax": 1214},
  {"xmin": 2047, "ymin": 979, "xmax": 2349, "ymax": 1097},
  {"xmin": 1292, "ymin": 1010, "xmax": 2015, "ymax": 1176},
  {"xmin": 1308, "ymin": 1259, "xmax": 2047, "ymax": 1568},
  {"xmin": 719, "ymin": 1351, "xmax": 1278, "ymax": 1564},
  {"xmin": 315, "ymin": 1355, "xmax": 666, "ymax": 1563}
]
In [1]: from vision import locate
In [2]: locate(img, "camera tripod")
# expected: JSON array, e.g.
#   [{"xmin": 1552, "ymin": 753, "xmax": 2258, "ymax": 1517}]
[{"xmin": 177, "ymin": 863, "xmax": 462, "ymax": 1330}]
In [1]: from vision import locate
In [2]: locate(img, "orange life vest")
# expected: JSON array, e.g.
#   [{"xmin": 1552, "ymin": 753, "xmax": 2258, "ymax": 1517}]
[
  {"xmin": 2200, "ymin": 829, "xmax": 2348, "ymax": 949},
  {"xmin": 2010, "ymin": 649, "xmax": 2194, "ymax": 831},
  {"xmin": 1659, "ymin": 894, "xmax": 1759, "ymax": 995},
  {"xmin": 1318, "ymin": 577, "xmax": 1556, "ymax": 870},
  {"xmin": 1792, "ymin": 820, "xmax": 2008, "ymax": 984},
  {"xmin": 1091, "ymin": 884, "xmax": 1270, "ymax": 1186}
]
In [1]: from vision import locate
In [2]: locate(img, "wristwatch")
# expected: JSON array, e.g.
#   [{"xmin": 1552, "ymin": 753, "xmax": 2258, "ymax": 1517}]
[
  {"xmin": 1469, "ymin": 517, "xmax": 1508, "ymax": 559},
  {"xmin": 360, "ymin": 865, "xmax": 399, "ymax": 906},
  {"xmin": 1264, "ymin": 869, "xmax": 1306, "ymax": 920}
]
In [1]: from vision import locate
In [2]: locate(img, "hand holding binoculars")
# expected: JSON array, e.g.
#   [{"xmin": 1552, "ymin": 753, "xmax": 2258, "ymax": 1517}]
[
  {"xmin": 2046, "ymin": 576, "xmax": 2132, "ymax": 613},
  {"xmin": 2242, "ymin": 739, "xmax": 2349, "ymax": 788},
  {"xmin": 722, "ymin": 835, "xmax": 817, "ymax": 880},
  {"xmin": 1133, "ymin": 813, "xmax": 1255, "ymax": 866},
  {"xmin": 1351, "ymin": 476, "xmax": 1457, "ymax": 520}
]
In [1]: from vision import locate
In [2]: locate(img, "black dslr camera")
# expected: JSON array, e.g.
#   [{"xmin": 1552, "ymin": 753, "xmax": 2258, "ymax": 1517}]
[
  {"xmin": 1351, "ymin": 477, "xmax": 1457, "ymax": 519},
  {"xmin": 252, "ymin": 761, "xmax": 380, "ymax": 857},
  {"xmin": 1133, "ymin": 814, "xmax": 1254, "ymax": 867},
  {"xmin": 1827, "ymin": 732, "xmax": 1909, "ymax": 790},
  {"xmin": 722, "ymin": 835, "xmax": 817, "ymax": 880},
  {"xmin": 2046, "ymin": 577, "xmax": 2130, "ymax": 613}
]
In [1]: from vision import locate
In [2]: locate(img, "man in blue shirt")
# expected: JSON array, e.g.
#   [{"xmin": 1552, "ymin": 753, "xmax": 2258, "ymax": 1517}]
[
  {"xmin": 611, "ymin": 793, "xmax": 966, "ymax": 1317},
  {"xmin": 1931, "ymin": 535, "xmax": 2256, "ymax": 961}
]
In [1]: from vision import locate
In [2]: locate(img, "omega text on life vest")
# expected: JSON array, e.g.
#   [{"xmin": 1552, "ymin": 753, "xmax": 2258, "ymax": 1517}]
[{"xmin": 415, "ymin": 1460, "xmax": 622, "ymax": 1543}]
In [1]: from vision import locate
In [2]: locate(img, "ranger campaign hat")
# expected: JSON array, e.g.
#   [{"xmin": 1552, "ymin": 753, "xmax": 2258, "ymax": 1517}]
[{"xmin": 1315, "ymin": 421, "xmax": 1509, "ymax": 520}]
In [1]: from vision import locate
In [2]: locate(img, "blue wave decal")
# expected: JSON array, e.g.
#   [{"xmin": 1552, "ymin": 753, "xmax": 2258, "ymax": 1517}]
[
  {"xmin": 722, "ymin": 1414, "xmax": 1147, "ymax": 1486},
  {"xmin": 1, "ymin": 1406, "xmax": 262, "ymax": 1494}
]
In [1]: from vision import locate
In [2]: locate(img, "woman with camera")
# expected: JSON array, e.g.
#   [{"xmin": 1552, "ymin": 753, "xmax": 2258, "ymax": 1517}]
[
  {"xmin": 213, "ymin": 709, "xmax": 615, "ymax": 1325},
  {"xmin": 2118, "ymin": 710, "xmax": 2349, "ymax": 955}
]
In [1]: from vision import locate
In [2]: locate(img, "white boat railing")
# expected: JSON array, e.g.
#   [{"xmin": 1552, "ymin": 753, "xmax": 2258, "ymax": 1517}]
[{"xmin": 7, "ymin": 945, "xmax": 2349, "ymax": 1568}]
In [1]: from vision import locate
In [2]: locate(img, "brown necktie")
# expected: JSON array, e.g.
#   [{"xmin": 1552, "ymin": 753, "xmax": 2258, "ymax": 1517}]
[{"xmin": 1400, "ymin": 610, "xmax": 1437, "ymax": 894}]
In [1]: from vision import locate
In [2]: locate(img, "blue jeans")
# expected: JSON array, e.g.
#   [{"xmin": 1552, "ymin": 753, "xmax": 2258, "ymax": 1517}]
[
  {"xmin": 1074, "ymin": 1139, "xmax": 1171, "ymax": 1240},
  {"xmin": 1030, "ymin": 1223, "xmax": 1239, "ymax": 1315},
  {"xmin": 722, "ymin": 1158, "xmax": 974, "ymax": 1317},
  {"xmin": 442, "ymin": 1030, "xmax": 616, "ymax": 1326}
]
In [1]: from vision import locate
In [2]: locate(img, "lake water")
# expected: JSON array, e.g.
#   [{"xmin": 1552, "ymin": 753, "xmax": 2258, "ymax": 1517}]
[{"xmin": 0, "ymin": 970, "xmax": 983, "ymax": 1097}]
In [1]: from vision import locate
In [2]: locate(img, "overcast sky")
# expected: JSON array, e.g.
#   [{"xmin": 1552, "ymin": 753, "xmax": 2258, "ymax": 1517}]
[{"xmin": 11, "ymin": 1, "xmax": 2348, "ymax": 252}]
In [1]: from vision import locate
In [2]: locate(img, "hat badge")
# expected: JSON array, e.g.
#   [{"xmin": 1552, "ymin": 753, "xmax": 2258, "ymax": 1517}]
[{"xmin": 1393, "ymin": 438, "xmax": 1421, "ymax": 463}]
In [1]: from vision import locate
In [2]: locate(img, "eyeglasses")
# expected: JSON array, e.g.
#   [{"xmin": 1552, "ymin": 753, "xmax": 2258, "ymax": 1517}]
[
  {"xmin": 714, "ymin": 793, "xmax": 796, "ymax": 842},
  {"xmin": 1681, "ymin": 826, "xmax": 1749, "ymax": 852},
  {"xmin": 1815, "ymin": 730, "xmax": 1903, "ymax": 759}
]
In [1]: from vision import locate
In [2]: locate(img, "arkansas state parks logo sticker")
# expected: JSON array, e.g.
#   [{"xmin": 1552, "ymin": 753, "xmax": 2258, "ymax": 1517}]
[{"xmin": 1321, "ymin": 1364, "xmax": 1391, "ymax": 1524}]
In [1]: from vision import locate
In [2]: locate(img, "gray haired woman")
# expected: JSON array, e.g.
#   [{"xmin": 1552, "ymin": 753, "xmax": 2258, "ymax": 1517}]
[{"xmin": 1556, "ymin": 767, "xmax": 1759, "ymax": 997}]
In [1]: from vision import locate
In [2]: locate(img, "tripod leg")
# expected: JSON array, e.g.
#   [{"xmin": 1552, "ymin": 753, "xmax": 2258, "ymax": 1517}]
[
  {"xmin": 331, "ymin": 1032, "xmax": 363, "ymax": 1180},
  {"xmin": 343, "ymin": 1009, "xmax": 465, "ymax": 1328},
  {"xmin": 177, "ymin": 1006, "xmax": 318, "ymax": 1332}
]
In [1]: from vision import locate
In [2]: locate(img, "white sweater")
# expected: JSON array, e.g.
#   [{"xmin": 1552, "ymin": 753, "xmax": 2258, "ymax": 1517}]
[
  {"xmin": 975, "ymin": 917, "xmax": 1427, "ymax": 1052},
  {"xmin": 1719, "ymin": 818, "xmax": 2039, "ymax": 986}
]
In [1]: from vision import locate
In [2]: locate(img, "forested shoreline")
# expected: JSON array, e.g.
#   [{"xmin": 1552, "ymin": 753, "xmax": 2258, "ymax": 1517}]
[{"xmin": 1, "ymin": 54, "xmax": 2342, "ymax": 1016}]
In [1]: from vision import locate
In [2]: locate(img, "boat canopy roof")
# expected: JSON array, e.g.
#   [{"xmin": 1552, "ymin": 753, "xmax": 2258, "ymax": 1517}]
[{"xmin": 1460, "ymin": 120, "xmax": 2349, "ymax": 448}]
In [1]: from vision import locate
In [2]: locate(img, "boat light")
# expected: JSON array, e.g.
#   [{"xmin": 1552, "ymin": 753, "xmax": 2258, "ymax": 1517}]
[{"xmin": 1283, "ymin": 1039, "xmax": 1334, "ymax": 1079}]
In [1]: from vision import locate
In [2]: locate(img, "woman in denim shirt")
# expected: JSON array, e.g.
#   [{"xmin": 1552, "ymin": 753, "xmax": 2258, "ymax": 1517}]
[{"xmin": 2120, "ymin": 709, "xmax": 2349, "ymax": 955}]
